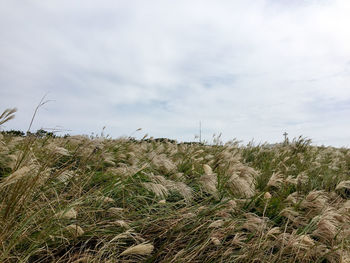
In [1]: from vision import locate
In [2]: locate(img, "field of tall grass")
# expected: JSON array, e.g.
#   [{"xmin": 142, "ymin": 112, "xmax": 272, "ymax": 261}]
[{"xmin": 1, "ymin": 108, "xmax": 350, "ymax": 262}]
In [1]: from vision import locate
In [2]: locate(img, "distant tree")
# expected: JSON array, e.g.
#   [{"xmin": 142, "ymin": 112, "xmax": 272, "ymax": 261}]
[
  {"xmin": 34, "ymin": 129, "xmax": 55, "ymax": 138},
  {"xmin": 1, "ymin": 130, "xmax": 25, "ymax": 136}
]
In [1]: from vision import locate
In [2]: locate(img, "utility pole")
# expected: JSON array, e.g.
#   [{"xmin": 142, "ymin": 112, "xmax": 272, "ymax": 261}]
[
  {"xmin": 283, "ymin": 132, "xmax": 288, "ymax": 144},
  {"xmin": 199, "ymin": 121, "xmax": 202, "ymax": 144}
]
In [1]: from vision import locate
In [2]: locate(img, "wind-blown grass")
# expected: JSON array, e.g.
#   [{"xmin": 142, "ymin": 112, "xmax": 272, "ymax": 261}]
[{"xmin": 1, "ymin": 114, "xmax": 350, "ymax": 262}]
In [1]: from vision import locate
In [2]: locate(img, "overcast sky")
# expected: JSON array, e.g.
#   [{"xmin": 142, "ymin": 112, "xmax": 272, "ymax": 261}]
[{"xmin": 1, "ymin": 0, "xmax": 350, "ymax": 146}]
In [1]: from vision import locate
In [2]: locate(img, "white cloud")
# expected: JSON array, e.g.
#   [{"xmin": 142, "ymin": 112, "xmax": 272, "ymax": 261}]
[{"xmin": 1, "ymin": 0, "xmax": 350, "ymax": 146}]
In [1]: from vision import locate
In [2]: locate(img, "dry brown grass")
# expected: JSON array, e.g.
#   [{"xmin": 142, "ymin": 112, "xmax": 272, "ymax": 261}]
[{"xmin": 1, "ymin": 113, "xmax": 350, "ymax": 262}]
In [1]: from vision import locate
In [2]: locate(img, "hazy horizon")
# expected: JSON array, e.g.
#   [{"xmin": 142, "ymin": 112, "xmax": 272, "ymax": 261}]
[{"xmin": 1, "ymin": 0, "xmax": 350, "ymax": 147}]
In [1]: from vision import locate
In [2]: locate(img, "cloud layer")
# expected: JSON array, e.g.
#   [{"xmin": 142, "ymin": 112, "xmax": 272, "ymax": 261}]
[{"xmin": 1, "ymin": 0, "xmax": 350, "ymax": 146}]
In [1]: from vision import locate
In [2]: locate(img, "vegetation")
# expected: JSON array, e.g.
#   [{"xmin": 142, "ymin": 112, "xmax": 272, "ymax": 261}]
[{"xmin": 1, "ymin": 109, "xmax": 350, "ymax": 262}]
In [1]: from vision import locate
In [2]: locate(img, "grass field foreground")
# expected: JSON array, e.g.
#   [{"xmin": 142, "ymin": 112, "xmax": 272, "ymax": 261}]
[{"xmin": 1, "ymin": 111, "xmax": 350, "ymax": 262}]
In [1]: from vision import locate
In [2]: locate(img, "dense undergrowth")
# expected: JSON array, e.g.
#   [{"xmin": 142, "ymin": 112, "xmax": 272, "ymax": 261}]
[{"xmin": 1, "ymin": 113, "xmax": 350, "ymax": 262}]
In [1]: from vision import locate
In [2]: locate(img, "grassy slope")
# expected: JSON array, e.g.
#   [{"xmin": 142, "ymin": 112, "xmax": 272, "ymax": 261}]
[{"xmin": 1, "ymin": 133, "xmax": 350, "ymax": 263}]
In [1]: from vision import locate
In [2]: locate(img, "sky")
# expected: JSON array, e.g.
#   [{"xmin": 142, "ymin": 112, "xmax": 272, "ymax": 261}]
[{"xmin": 1, "ymin": 0, "xmax": 350, "ymax": 147}]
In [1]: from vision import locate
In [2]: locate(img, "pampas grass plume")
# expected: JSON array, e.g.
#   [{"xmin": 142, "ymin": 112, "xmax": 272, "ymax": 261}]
[
  {"xmin": 65, "ymin": 224, "xmax": 84, "ymax": 237},
  {"xmin": 264, "ymin": 192, "xmax": 272, "ymax": 200},
  {"xmin": 56, "ymin": 208, "xmax": 77, "ymax": 219},
  {"xmin": 120, "ymin": 243, "xmax": 154, "ymax": 256},
  {"xmin": 209, "ymin": 220, "xmax": 224, "ymax": 228},
  {"xmin": 203, "ymin": 164, "xmax": 213, "ymax": 175}
]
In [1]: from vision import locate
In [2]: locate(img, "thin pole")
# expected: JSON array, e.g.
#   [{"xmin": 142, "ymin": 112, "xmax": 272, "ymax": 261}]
[{"xmin": 199, "ymin": 121, "xmax": 202, "ymax": 143}]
